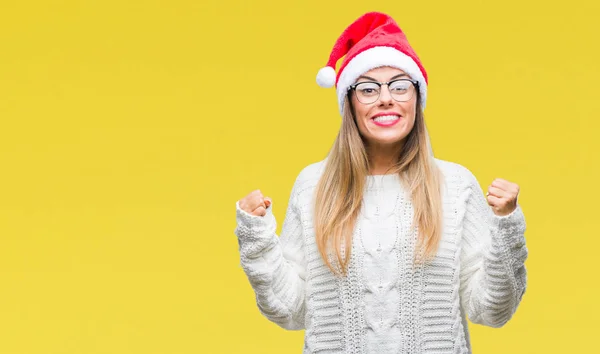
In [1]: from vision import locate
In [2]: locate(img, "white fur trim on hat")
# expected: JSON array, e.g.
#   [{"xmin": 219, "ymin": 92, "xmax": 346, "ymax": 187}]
[{"xmin": 336, "ymin": 46, "xmax": 428, "ymax": 115}]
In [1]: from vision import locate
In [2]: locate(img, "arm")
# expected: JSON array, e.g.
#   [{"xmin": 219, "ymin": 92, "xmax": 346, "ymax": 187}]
[
  {"xmin": 458, "ymin": 169, "xmax": 528, "ymax": 328},
  {"xmin": 234, "ymin": 179, "xmax": 306, "ymax": 330}
]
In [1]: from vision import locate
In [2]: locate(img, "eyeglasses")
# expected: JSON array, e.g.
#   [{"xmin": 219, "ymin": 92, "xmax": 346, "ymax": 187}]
[{"xmin": 348, "ymin": 79, "xmax": 419, "ymax": 105}]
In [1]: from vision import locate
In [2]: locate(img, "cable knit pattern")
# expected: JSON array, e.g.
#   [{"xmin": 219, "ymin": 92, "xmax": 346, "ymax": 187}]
[{"xmin": 234, "ymin": 158, "xmax": 528, "ymax": 353}]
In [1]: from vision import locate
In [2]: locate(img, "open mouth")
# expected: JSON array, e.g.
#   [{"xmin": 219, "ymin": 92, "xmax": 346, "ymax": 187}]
[{"xmin": 371, "ymin": 114, "xmax": 401, "ymax": 126}]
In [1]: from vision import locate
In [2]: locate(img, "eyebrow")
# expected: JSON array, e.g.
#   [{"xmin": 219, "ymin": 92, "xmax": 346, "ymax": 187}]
[{"xmin": 357, "ymin": 73, "xmax": 409, "ymax": 82}]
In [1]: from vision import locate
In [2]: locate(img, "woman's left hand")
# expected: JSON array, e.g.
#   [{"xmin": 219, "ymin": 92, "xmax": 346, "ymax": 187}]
[{"xmin": 486, "ymin": 178, "xmax": 520, "ymax": 216}]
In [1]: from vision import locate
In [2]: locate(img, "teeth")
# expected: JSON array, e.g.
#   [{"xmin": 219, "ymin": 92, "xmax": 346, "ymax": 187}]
[{"xmin": 373, "ymin": 115, "xmax": 400, "ymax": 122}]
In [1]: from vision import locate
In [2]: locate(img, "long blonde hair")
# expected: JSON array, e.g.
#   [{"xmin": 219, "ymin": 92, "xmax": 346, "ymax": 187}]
[{"xmin": 313, "ymin": 93, "xmax": 443, "ymax": 277}]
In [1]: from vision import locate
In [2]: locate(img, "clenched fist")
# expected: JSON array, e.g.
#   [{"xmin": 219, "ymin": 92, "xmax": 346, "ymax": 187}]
[
  {"xmin": 486, "ymin": 178, "xmax": 520, "ymax": 216},
  {"xmin": 238, "ymin": 189, "xmax": 272, "ymax": 217}
]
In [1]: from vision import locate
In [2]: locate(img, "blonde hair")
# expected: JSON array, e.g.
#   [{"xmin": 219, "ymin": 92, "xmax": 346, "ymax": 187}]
[{"xmin": 313, "ymin": 93, "xmax": 443, "ymax": 277}]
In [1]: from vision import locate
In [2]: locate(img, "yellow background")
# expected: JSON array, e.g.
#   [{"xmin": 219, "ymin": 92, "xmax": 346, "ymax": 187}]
[{"xmin": 0, "ymin": 0, "xmax": 598, "ymax": 353}]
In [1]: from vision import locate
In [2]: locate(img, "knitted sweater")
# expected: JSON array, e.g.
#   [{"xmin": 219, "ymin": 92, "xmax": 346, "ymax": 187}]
[{"xmin": 234, "ymin": 158, "xmax": 528, "ymax": 354}]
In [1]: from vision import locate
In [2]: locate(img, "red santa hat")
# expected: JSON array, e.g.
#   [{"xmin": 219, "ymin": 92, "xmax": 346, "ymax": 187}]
[{"xmin": 317, "ymin": 12, "xmax": 429, "ymax": 115}]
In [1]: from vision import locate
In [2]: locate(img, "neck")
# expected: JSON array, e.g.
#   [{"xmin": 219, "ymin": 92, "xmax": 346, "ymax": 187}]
[{"xmin": 367, "ymin": 141, "xmax": 403, "ymax": 175}]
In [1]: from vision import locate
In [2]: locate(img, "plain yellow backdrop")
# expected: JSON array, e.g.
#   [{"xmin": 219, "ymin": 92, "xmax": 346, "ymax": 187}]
[{"xmin": 0, "ymin": 0, "xmax": 598, "ymax": 353}]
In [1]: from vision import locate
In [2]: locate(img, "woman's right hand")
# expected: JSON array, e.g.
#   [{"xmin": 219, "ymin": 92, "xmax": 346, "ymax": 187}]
[{"xmin": 238, "ymin": 190, "xmax": 272, "ymax": 217}]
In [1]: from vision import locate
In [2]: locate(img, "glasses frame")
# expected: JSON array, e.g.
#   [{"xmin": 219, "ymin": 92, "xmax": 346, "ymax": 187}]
[{"xmin": 348, "ymin": 78, "xmax": 420, "ymax": 104}]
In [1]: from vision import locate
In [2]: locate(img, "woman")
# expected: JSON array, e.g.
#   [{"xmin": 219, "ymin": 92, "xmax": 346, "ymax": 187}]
[{"xmin": 234, "ymin": 11, "xmax": 527, "ymax": 354}]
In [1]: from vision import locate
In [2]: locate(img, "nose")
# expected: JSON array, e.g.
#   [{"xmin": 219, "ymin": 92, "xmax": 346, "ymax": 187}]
[{"xmin": 378, "ymin": 84, "xmax": 394, "ymax": 106}]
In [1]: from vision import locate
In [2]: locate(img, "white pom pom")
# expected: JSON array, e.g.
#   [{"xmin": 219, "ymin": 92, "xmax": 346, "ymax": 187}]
[{"xmin": 316, "ymin": 66, "xmax": 336, "ymax": 88}]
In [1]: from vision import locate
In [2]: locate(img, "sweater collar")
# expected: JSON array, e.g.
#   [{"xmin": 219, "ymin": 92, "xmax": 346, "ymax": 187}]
[{"xmin": 365, "ymin": 173, "xmax": 402, "ymax": 190}]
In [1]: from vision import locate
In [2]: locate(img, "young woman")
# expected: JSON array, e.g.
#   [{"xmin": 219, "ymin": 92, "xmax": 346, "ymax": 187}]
[{"xmin": 234, "ymin": 11, "xmax": 528, "ymax": 354}]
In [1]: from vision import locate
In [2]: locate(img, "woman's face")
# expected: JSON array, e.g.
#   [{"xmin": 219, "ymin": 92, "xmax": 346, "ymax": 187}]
[{"xmin": 349, "ymin": 66, "xmax": 418, "ymax": 149}]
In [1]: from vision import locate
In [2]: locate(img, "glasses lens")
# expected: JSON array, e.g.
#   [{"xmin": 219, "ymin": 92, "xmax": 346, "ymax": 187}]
[
  {"xmin": 390, "ymin": 80, "xmax": 414, "ymax": 102},
  {"xmin": 389, "ymin": 80, "xmax": 414, "ymax": 102},
  {"xmin": 354, "ymin": 82, "xmax": 380, "ymax": 104}
]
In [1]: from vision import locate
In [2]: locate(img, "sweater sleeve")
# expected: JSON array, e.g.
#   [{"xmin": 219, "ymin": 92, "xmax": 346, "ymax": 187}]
[
  {"xmin": 458, "ymin": 169, "xmax": 528, "ymax": 328},
  {"xmin": 233, "ymin": 179, "xmax": 307, "ymax": 330}
]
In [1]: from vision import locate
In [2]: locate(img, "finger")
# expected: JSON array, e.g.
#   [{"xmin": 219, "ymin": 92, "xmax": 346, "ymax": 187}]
[
  {"xmin": 491, "ymin": 178, "xmax": 510, "ymax": 188},
  {"xmin": 486, "ymin": 194, "xmax": 502, "ymax": 206},
  {"xmin": 487, "ymin": 186, "xmax": 507, "ymax": 198},
  {"xmin": 240, "ymin": 197, "xmax": 264, "ymax": 213},
  {"xmin": 251, "ymin": 199, "xmax": 267, "ymax": 213},
  {"xmin": 492, "ymin": 179, "xmax": 518, "ymax": 193},
  {"xmin": 264, "ymin": 197, "xmax": 272, "ymax": 208},
  {"xmin": 252, "ymin": 205, "xmax": 267, "ymax": 217}
]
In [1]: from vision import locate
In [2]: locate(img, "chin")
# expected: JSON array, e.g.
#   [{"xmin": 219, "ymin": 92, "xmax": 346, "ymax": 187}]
[
  {"xmin": 372, "ymin": 135, "xmax": 406, "ymax": 145},
  {"xmin": 375, "ymin": 130, "xmax": 408, "ymax": 140}
]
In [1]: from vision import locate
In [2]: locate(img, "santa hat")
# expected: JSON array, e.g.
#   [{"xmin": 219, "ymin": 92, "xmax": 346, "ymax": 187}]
[{"xmin": 316, "ymin": 12, "xmax": 429, "ymax": 115}]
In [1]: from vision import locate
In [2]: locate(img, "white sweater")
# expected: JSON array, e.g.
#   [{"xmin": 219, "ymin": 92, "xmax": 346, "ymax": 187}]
[{"xmin": 234, "ymin": 158, "xmax": 528, "ymax": 354}]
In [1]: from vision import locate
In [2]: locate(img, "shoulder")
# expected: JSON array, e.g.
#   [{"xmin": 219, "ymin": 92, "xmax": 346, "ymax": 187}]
[
  {"xmin": 433, "ymin": 157, "xmax": 479, "ymax": 189},
  {"xmin": 297, "ymin": 158, "xmax": 327, "ymax": 182},
  {"xmin": 289, "ymin": 157, "xmax": 327, "ymax": 201},
  {"xmin": 433, "ymin": 157, "xmax": 471, "ymax": 177}
]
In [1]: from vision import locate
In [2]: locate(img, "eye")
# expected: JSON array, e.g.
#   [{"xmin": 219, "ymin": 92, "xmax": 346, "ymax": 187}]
[
  {"xmin": 389, "ymin": 81, "xmax": 411, "ymax": 92},
  {"xmin": 355, "ymin": 83, "xmax": 379, "ymax": 96}
]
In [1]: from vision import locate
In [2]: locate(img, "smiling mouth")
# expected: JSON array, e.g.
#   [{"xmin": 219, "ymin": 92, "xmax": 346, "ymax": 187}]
[{"xmin": 372, "ymin": 114, "xmax": 401, "ymax": 122}]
